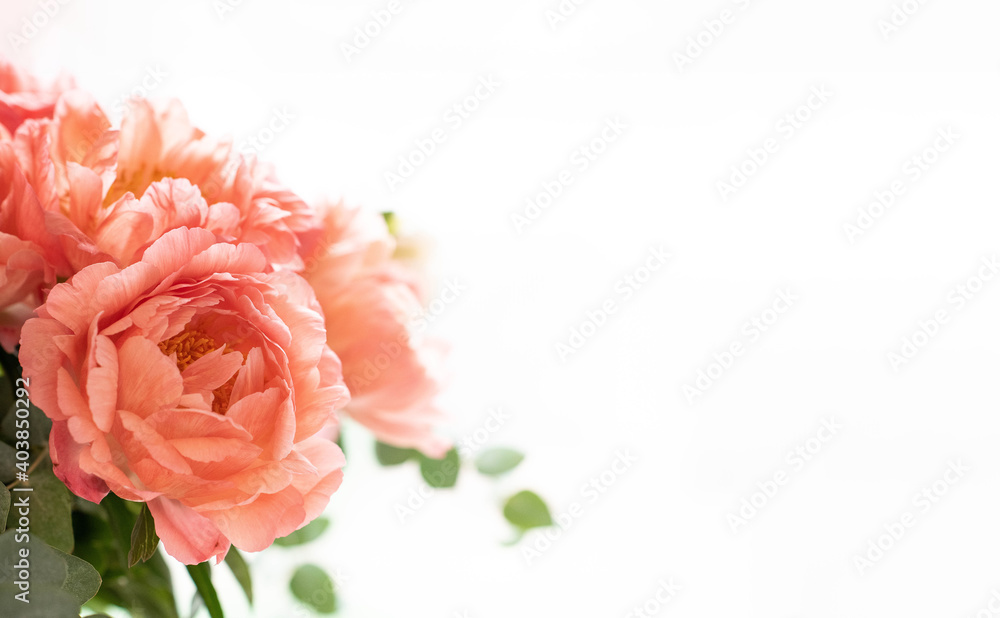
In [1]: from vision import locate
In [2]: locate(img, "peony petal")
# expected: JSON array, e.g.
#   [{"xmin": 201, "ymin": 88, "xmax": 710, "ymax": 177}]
[{"xmin": 148, "ymin": 496, "xmax": 230, "ymax": 565}]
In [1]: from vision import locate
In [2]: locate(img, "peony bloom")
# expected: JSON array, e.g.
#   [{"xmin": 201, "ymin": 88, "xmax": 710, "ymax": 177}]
[
  {"xmin": 12, "ymin": 91, "xmax": 317, "ymax": 272},
  {"xmin": 105, "ymin": 98, "xmax": 318, "ymax": 270},
  {"xmin": 304, "ymin": 203, "xmax": 448, "ymax": 457},
  {"xmin": 0, "ymin": 137, "xmax": 101, "ymax": 349},
  {"xmin": 19, "ymin": 227, "xmax": 350, "ymax": 564},
  {"xmin": 0, "ymin": 58, "xmax": 74, "ymax": 138}
]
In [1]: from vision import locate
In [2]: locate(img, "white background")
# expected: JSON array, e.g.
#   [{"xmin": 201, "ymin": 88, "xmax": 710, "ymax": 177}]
[{"xmin": 3, "ymin": 0, "xmax": 1000, "ymax": 617}]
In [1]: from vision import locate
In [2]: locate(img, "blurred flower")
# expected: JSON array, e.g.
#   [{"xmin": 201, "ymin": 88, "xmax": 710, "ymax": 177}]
[
  {"xmin": 304, "ymin": 203, "xmax": 449, "ymax": 457},
  {"xmin": 0, "ymin": 57, "xmax": 74, "ymax": 138},
  {"xmin": 0, "ymin": 137, "xmax": 100, "ymax": 349}
]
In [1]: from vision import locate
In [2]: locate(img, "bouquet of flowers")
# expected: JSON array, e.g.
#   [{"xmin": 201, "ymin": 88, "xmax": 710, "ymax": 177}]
[{"xmin": 0, "ymin": 59, "xmax": 549, "ymax": 617}]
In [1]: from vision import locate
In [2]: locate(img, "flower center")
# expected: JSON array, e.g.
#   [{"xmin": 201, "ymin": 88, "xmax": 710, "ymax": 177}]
[
  {"xmin": 104, "ymin": 168, "xmax": 172, "ymax": 206},
  {"xmin": 158, "ymin": 329, "xmax": 219, "ymax": 371},
  {"xmin": 158, "ymin": 329, "xmax": 240, "ymax": 414}
]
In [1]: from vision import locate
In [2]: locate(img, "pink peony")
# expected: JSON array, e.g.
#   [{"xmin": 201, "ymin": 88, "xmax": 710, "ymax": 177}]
[
  {"xmin": 19, "ymin": 227, "xmax": 350, "ymax": 564},
  {"xmin": 12, "ymin": 91, "xmax": 317, "ymax": 271},
  {"xmin": 304, "ymin": 203, "xmax": 448, "ymax": 457},
  {"xmin": 0, "ymin": 137, "xmax": 101, "ymax": 349},
  {"xmin": 105, "ymin": 98, "xmax": 318, "ymax": 270},
  {"xmin": 0, "ymin": 58, "xmax": 74, "ymax": 138}
]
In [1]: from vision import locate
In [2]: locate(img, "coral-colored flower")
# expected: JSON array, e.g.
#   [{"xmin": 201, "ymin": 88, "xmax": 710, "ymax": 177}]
[
  {"xmin": 0, "ymin": 136, "xmax": 101, "ymax": 349},
  {"xmin": 104, "ymin": 98, "xmax": 318, "ymax": 270},
  {"xmin": 19, "ymin": 227, "xmax": 350, "ymax": 564},
  {"xmin": 13, "ymin": 91, "xmax": 318, "ymax": 271},
  {"xmin": 0, "ymin": 58, "xmax": 74, "ymax": 137},
  {"xmin": 304, "ymin": 203, "xmax": 448, "ymax": 457}
]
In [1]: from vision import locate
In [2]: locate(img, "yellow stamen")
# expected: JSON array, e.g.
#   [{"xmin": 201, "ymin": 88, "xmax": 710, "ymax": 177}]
[{"xmin": 158, "ymin": 329, "xmax": 241, "ymax": 414}]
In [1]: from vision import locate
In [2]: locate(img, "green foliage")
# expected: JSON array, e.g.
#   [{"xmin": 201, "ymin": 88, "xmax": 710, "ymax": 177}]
[
  {"xmin": 290, "ymin": 564, "xmax": 337, "ymax": 614},
  {"xmin": 15, "ymin": 466, "xmax": 75, "ymax": 553},
  {"xmin": 503, "ymin": 490, "xmax": 553, "ymax": 531},
  {"xmin": 84, "ymin": 495, "xmax": 179, "ymax": 618},
  {"xmin": 0, "ymin": 484, "xmax": 8, "ymax": 534},
  {"xmin": 275, "ymin": 516, "xmax": 330, "ymax": 547},
  {"xmin": 0, "ymin": 530, "xmax": 101, "ymax": 616},
  {"xmin": 186, "ymin": 562, "xmax": 224, "ymax": 618},
  {"xmin": 374, "ymin": 441, "xmax": 417, "ymax": 466},
  {"xmin": 127, "ymin": 504, "xmax": 159, "ymax": 567},
  {"xmin": 224, "ymin": 548, "xmax": 253, "ymax": 605},
  {"xmin": 475, "ymin": 448, "xmax": 524, "ymax": 476},
  {"xmin": 419, "ymin": 448, "xmax": 460, "ymax": 488}
]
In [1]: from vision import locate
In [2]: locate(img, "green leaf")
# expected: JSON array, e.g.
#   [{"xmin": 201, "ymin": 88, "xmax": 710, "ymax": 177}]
[
  {"xmin": 0, "ymin": 442, "xmax": 15, "ymax": 486},
  {"xmin": 128, "ymin": 503, "xmax": 159, "ymax": 567},
  {"xmin": 100, "ymin": 493, "xmax": 135, "ymax": 558},
  {"xmin": 1, "ymin": 401, "xmax": 52, "ymax": 447},
  {"xmin": 62, "ymin": 551, "xmax": 103, "ymax": 607},
  {"xmin": 0, "ymin": 530, "xmax": 101, "ymax": 614},
  {"xmin": 0, "ymin": 584, "xmax": 79, "ymax": 617},
  {"xmin": 224, "ymin": 548, "xmax": 253, "ymax": 605},
  {"xmin": 503, "ymin": 490, "xmax": 553, "ymax": 530},
  {"xmin": 382, "ymin": 211, "xmax": 398, "ymax": 236},
  {"xmin": 186, "ymin": 562, "xmax": 224, "ymax": 618},
  {"xmin": 22, "ymin": 466, "xmax": 75, "ymax": 553},
  {"xmin": 71, "ymin": 510, "xmax": 112, "ymax": 575},
  {"xmin": 475, "ymin": 448, "xmax": 524, "ymax": 476},
  {"xmin": 84, "ymin": 497, "xmax": 178, "ymax": 618},
  {"xmin": 290, "ymin": 564, "xmax": 337, "ymax": 614},
  {"xmin": 0, "ymin": 483, "xmax": 8, "ymax": 534},
  {"xmin": 274, "ymin": 516, "xmax": 330, "ymax": 547},
  {"xmin": 419, "ymin": 448, "xmax": 460, "ymax": 488},
  {"xmin": 374, "ymin": 441, "xmax": 416, "ymax": 466}
]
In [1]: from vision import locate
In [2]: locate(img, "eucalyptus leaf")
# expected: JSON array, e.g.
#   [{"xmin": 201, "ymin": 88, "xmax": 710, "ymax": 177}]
[
  {"xmin": 475, "ymin": 448, "xmax": 524, "ymax": 476},
  {"xmin": 290, "ymin": 564, "xmax": 337, "ymax": 614},
  {"xmin": 419, "ymin": 448, "xmax": 460, "ymax": 488},
  {"xmin": 0, "ymin": 483, "xmax": 9, "ymax": 534},
  {"xmin": 503, "ymin": 490, "xmax": 553, "ymax": 530},
  {"xmin": 375, "ymin": 441, "xmax": 416, "ymax": 466},
  {"xmin": 0, "ymin": 530, "xmax": 101, "ymax": 614},
  {"xmin": 25, "ymin": 467, "xmax": 75, "ymax": 552},
  {"xmin": 275, "ymin": 516, "xmax": 329, "ymax": 547}
]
